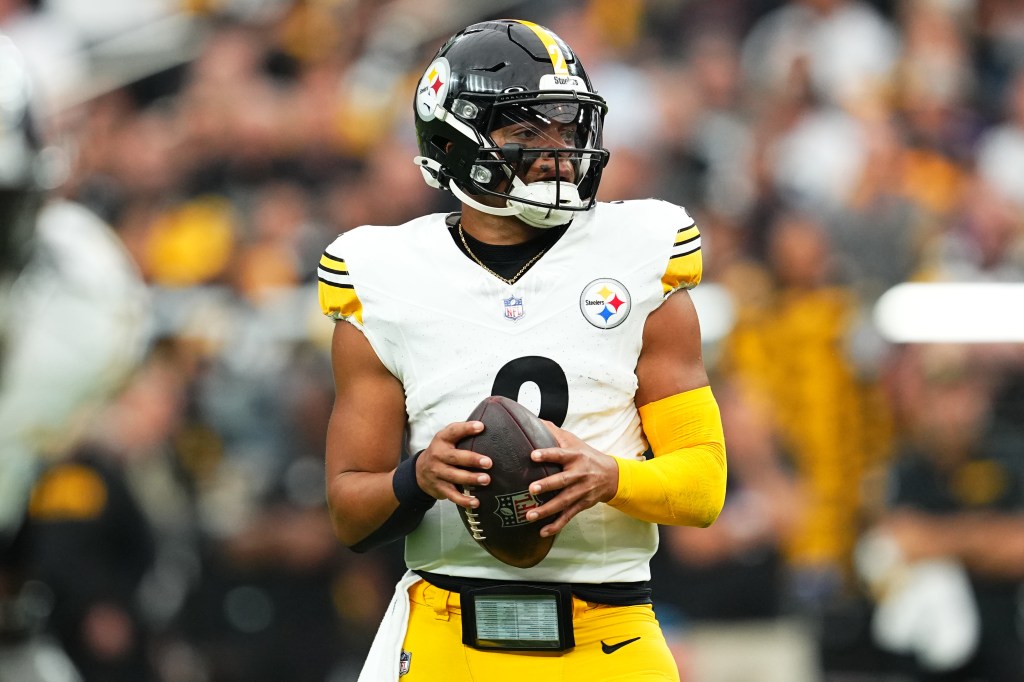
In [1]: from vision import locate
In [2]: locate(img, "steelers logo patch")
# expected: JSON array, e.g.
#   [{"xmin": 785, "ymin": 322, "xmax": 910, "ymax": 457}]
[
  {"xmin": 580, "ymin": 278, "xmax": 631, "ymax": 329},
  {"xmin": 415, "ymin": 57, "xmax": 450, "ymax": 122}
]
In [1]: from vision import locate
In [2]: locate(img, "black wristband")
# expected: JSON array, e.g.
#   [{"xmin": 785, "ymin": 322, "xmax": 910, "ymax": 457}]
[
  {"xmin": 349, "ymin": 451, "xmax": 436, "ymax": 553},
  {"xmin": 392, "ymin": 450, "xmax": 436, "ymax": 508}
]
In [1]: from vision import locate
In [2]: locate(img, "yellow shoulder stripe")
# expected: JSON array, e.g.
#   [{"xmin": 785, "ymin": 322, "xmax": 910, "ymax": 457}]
[
  {"xmin": 317, "ymin": 251, "xmax": 363, "ymax": 322},
  {"xmin": 663, "ymin": 223, "xmax": 703, "ymax": 294},
  {"xmin": 675, "ymin": 225, "xmax": 700, "ymax": 245},
  {"xmin": 320, "ymin": 252, "xmax": 345, "ymax": 269}
]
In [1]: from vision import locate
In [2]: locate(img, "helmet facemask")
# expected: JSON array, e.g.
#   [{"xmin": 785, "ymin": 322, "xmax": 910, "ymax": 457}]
[{"xmin": 454, "ymin": 97, "xmax": 607, "ymax": 228}]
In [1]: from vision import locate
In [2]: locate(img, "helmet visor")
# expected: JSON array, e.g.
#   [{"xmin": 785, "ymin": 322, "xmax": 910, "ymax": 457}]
[{"xmin": 481, "ymin": 98, "xmax": 606, "ymax": 187}]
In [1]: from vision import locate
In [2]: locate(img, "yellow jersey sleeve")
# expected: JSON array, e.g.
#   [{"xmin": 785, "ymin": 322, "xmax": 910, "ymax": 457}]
[
  {"xmin": 609, "ymin": 386, "xmax": 727, "ymax": 527},
  {"xmin": 317, "ymin": 245, "xmax": 363, "ymax": 324},
  {"xmin": 661, "ymin": 219, "xmax": 703, "ymax": 296}
]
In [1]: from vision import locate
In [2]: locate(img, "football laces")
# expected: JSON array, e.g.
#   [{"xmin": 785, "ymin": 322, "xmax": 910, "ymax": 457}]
[{"xmin": 461, "ymin": 486, "xmax": 486, "ymax": 540}]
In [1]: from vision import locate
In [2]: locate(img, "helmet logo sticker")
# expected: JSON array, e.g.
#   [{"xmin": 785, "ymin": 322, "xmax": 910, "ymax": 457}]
[
  {"xmin": 416, "ymin": 57, "xmax": 450, "ymax": 122},
  {"xmin": 539, "ymin": 73, "xmax": 589, "ymax": 93},
  {"xmin": 580, "ymin": 279, "xmax": 631, "ymax": 329}
]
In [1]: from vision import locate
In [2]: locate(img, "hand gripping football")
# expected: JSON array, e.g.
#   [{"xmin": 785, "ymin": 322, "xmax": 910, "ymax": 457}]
[{"xmin": 456, "ymin": 396, "xmax": 562, "ymax": 568}]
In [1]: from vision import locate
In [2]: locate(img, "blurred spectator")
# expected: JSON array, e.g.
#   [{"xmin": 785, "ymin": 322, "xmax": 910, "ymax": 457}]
[
  {"xmin": 83, "ymin": 342, "xmax": 208, "ymax": 681},
  {"xmin": 857, "ymin": 343, "xmax": 1024, "ymax": 681},
  {"xmin": 231, "ymin": 180, "xmax": 322, "ymax": 302},
  {"xmin": 26, "ymin": 445, "xmax": 158, "ymax": 681},
  {"xmin": 0, "ymin": 0, "xmax": 88, "ymax": 114},
  {"xmin": 767, "ymin": 103, "xmax": 872, "ymax": 214},
  {"xmin": 827, "ymin": 112, "xmax": 922, "ymax": 304},
  {"xmin": 917, "ymin": 172, "xmax": 1024, "ymax": 284},
  {"xmin": 976, "ymin": 69, "xmax": 1024, "ymax": 209},
  {"xmin": 717, "ymin": 212, "xmax": 893, "ymax": 607},
  {"xmin": 975, "ymin": 0, "xmax": 1024, "ymax": 114},
  {"xmin": 177, "ymin": 338, "xmax": 402, "ymax": 681},
  {"xmin": 740, "ymin": 0, "xmax": 899, "ymax": 109},
  {"xmin": 656, "ymin": 32, "xmax": 756, "ymax": 221},
  {"xmin": 893, "ymin": 0, "xmax": 978, "ymax": 159},
  {"xmin": 1, "ymin": 31, "xmax": 149, "ymax": 682}
]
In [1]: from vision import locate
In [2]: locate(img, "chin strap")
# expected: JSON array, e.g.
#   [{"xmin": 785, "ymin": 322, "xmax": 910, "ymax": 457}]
[
  {"xmin": 449, "ymin": 180, "xmax": 521, "ymax": 218},
  {"xmin": 413, "ymin": 155, "xmax": 444, "ymax": 189},
  {"xmin": 413, "ymin": 156, "xmax": 584, "ymax": 228},
  {"xmin": 415, "ymin": 156, "xmax": 519, "ymax": 217}
]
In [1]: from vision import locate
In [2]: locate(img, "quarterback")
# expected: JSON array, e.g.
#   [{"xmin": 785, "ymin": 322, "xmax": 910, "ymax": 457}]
[{"xmin": 318, "ymin": 19, "xmax": 727, "ymax": 681}]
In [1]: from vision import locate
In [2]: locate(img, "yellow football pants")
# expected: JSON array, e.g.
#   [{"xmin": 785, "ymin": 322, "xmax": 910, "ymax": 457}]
[{"xmin": 400, "ymin": 579, "xmax": 680, "ymax": 681}]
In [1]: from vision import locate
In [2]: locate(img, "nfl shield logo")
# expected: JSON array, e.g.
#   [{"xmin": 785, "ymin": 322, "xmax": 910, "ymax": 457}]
[
  {"xmin": 495, "ymin": 490, "xmax": 541, "ymax": 526},
  {"xmin": 399, "ymin": 650, "xmax": 411, "ymax": 676},
  {"xmin": 503, "ymin": 295, "xmax": 524, "ymax": 322}
]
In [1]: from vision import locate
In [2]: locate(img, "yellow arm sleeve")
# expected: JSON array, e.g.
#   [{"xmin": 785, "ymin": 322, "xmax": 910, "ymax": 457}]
[{"xmin": 608, "ymin": 386, "xmax": 727, "ymax": 527}]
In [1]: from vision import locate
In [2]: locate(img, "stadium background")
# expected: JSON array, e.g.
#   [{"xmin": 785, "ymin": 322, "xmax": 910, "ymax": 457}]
[{"xmin": 3, "ymin": 0, "xmax": 1024, "ymax": 680}]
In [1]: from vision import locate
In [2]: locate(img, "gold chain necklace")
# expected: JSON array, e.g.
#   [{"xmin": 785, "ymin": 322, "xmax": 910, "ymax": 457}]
[{"xmin": 458, "ymin": 222, "xmax": 547, "ymax": 286}]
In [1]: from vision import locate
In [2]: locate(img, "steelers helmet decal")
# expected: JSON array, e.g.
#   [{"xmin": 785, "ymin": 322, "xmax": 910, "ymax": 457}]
[{"xmin": 415, "ymin": 57, "xmax": 451, "ymax": 122}]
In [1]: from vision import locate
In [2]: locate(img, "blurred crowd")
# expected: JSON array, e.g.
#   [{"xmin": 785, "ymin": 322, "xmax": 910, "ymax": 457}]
[{"xmin": 2, "ymin": 0, "xmax": 1024, "ymax": 680}]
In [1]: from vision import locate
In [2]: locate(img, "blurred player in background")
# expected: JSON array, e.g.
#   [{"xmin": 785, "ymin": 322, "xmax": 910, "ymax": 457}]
[
  {"xmin": 318, "ymin": 19, "xmax": 727, "ymax": 681},
  {"xmin": 0, "ymin": 34, "xmax": 150, "ymax": 681}
]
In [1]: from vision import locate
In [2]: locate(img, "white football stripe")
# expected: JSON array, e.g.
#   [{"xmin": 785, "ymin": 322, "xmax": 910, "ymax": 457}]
[
  {"xmin": 317, "ymin": 267, "xmax": 350, "ymax": 285},
  {"xmin": 672, "ymin": 237, "xmax": 701, "ymax": 257}
]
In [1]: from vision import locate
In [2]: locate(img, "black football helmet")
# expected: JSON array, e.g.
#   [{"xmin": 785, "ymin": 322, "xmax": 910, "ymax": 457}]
[
  {"xmin": 413, "ymin": 19, "xmax": 610, "ymax": 228},
  {"xmin": 0, "ymin": 35, "xmax": 44, "ymax": 278}
]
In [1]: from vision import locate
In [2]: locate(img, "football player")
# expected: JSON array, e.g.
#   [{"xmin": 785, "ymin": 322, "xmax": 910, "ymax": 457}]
[
  {"xmin": 0, "ymin": 35, "xmax": 149, "ymax": 682},
  {"xmin": 318, "ymin": 19, "xmax": 727, "ymax": 681}
]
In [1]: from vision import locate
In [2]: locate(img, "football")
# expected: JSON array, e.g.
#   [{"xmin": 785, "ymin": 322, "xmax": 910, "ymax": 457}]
[{"xmin": 456, "ymin": 395, "xmax": 562, "ymax": 568}]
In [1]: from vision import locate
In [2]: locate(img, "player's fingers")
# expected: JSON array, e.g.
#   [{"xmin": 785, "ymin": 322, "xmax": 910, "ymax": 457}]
[
  {"xmin": 438, "ymin": 420, "xmax": 485, "ymax": 443},
  {"xmin": 427, "ymin": 474, "xmax": 483, "ymax": 507},
  {"xmin": 535, "ymin": 499, "xmax": 588, "ymax": 536},
  {"xmin": 442, "ymin": 464, "xmax": 490, "ymax": 488},
  {"xmin": 425, "ymin": 446, "xmax": 491, "ymax": 471},
  {"xmin": 438, "ymin": 482, "xmax": 481, "ymax": 509},
  {"xmin": 523, "ymin": 482, "xmax": 579, "ymax": 523},
  {"xmin": 422, "ymin": 446, "xmax": 491, "ymax": 471},
  {"xmin": 539, "ymin": 507, "xmax": 580, "ymax": 537},
  {"xmin": 523, "ymin": 499, "xmax": 560, "ymax": 523},
  {"xmin": 457, "ymin": 448, "xmax": 492, "ymax": 470},
  {"xmin": 528, "ymin": 468, "xmax": 574, "ymax": 496},
  {"xmin": 530, "ymin": 447, "xmax": 574, "ymax": 465},
  {"xmin": 428, "ymin": 422, "xmax": 491, "ymax": 469},
  {"xmin": 540, "ymin": 420, "xmax": 575, "ymax": 448},
  {"xmin": 420, "ymin": 459, "xmax": 490, "ymax": 491}
]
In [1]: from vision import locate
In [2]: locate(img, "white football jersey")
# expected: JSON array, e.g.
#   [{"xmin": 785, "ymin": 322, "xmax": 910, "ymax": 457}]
[{"xmin": 318, "ymin": 199, "xmax": 702, "ymax": 583}]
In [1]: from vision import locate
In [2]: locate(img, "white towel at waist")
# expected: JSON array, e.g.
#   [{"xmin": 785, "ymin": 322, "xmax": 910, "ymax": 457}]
[{"xmin": 358, "ymin": 570, "xmax": 421, "ymax": 682}]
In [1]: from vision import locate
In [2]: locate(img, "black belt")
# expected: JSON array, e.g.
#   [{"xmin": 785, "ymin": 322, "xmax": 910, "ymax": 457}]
[{"xmin": 414, "ymin": 570, "xmax": 652, "ymax": 606}]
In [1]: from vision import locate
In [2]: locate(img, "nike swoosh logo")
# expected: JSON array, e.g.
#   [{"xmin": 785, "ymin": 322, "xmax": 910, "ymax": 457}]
[{"xmin": 601, "ymin": 636, "xmax": 641, "ymax": 654}]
